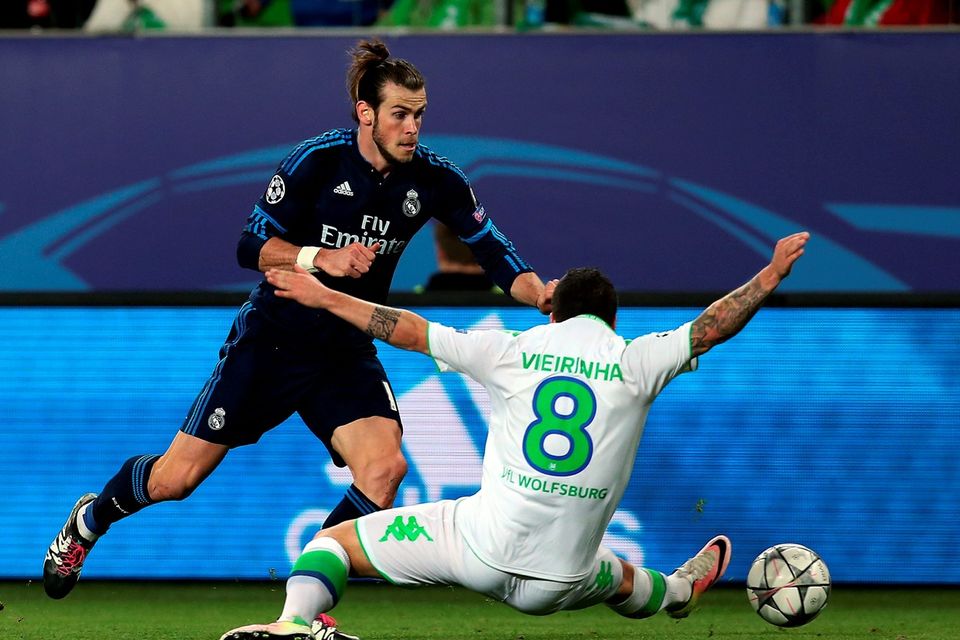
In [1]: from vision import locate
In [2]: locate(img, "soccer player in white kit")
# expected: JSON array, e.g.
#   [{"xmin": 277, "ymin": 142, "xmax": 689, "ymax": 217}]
[{"xmin": 222, "ymin": 232, "xmax": 810, "ymax": 640}]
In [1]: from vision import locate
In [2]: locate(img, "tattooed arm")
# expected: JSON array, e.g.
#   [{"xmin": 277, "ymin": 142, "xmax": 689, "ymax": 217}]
[
  {"xmin": 691, "ymin": 232, "xmax": 809, "ymax": 357},
  {"xmin": 360, "ymin": 304, "xmax": 429, "ymax": 353},
  {"xmin": 264, "ymin": 265, "xmax": 429, "ymax": 353}
]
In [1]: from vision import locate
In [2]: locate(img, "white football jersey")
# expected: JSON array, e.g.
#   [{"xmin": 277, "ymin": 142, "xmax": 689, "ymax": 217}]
[{"xmin": 427, "ymin": 314, "xmax": 698, "ymax": 582}]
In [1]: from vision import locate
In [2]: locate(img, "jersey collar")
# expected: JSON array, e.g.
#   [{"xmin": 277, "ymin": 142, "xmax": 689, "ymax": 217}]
[{"xmin": 574, "ymin": 314, "xmax": 613, "ymax": 329}]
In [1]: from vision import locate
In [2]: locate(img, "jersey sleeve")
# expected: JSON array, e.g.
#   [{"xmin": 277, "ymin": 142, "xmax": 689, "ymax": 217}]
[
  {"xmin": 426, "ymin": 322, "xmax": 514, "ymax": 384},
  {"xmin": 432, "ymin": 172, "xmax": 535, "ymax": 295},
  {"xmin": 622, "ymin": 321, "xmax": 699, "ymax": 397},
  {"xmin": 236, "ymin": 142, "xmax": 329, "ymax": 270}
]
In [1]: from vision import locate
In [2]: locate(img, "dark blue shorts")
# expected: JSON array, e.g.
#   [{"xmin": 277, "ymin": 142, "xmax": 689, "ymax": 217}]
[{"xmin": 180, "ymin": 301, "xmax": 402, "ymax": 466}]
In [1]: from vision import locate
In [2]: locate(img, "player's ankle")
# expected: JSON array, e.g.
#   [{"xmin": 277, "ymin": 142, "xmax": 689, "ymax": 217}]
[{"xmin": 664, "ymin": 573, "xmax": 692, "ymax": 608}]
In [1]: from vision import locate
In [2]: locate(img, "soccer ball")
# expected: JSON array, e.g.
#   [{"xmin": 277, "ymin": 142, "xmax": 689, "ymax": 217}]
[{"xmin": 746, "ymin": 543, "xmax": 830, "ymax": 627}]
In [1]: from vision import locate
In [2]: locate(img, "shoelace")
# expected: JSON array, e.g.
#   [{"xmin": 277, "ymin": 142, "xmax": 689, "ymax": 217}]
[
  {"xmin": 677, "ymin": 548, "xmax": 716, "ymax": 581},
  {"xmin": 315, "ymin": 614, "xmax": 338, "ymax": 627},
  {"xmin": 56, "ymin": 540, "xmax": 89, "ymax": 576}
]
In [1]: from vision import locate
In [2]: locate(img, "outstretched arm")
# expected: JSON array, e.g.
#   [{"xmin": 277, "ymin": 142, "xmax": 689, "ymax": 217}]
[
  {"xmin": 691, "ymin": 232, "xmax": 809, "ymax": 357},
  {"xmin": 265, "ymin": 266, "xmax": 429, "ymax": 353},
  {"xmin": 510, "ymin": 272, "xmax": 557, "ymax": 315}
]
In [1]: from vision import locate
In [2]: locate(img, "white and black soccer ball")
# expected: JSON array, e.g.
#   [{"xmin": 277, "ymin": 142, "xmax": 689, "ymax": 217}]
[{"xmin": 746, "ymin": 543, "xmax": 831, "ymax": 627}]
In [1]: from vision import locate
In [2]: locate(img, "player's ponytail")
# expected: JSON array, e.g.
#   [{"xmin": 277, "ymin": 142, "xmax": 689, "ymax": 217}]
[{"xmin": 346, "ymin": 39, "xmax": 425, "ymax": 123}]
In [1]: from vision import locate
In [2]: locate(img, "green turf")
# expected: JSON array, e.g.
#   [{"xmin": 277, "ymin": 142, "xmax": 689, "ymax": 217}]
[{"xmin": 1, "ymin": 581, "xmax": 956, "ymax": 640}]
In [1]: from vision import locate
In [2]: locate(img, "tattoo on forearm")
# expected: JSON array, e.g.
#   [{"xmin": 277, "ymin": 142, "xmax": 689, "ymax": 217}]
[
  {"xmin": 367, "ymin": 306, "xmax": 401, "ymax": 341},
  {"xmin": 691, "ymin": 276, "xmax": 768, "ymax": 355}
]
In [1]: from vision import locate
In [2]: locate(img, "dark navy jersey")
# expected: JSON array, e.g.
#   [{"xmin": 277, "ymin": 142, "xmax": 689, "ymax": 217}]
[{"xmin": 237, "ymin": 128, "xmax": 534, "ymax": 348}]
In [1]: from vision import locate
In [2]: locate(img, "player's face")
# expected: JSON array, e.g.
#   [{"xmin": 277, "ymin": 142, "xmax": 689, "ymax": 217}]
[{"xmin": 372, "ymin": 82, "xmax": 426, "ymax": 166}]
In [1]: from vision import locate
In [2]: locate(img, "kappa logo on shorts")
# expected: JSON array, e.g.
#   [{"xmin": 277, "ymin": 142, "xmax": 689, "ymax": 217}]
[
  {"xmin": 594, "ymin": 560, "xmax": 614, "ymax": 590},
  {"xmin": 265, "ymin": 175, "xmax": 285, "ymax": 204},
  {"xmin": 402, "ymin": 189, "xmax": 421, "ymax": 217},
  {"xmin": 207, "ymin": 407, "xmax": 226, "ymax": 431},
  {"xmin": 379, "ymin": 516, "xmax": 433, "ymax": 542}
]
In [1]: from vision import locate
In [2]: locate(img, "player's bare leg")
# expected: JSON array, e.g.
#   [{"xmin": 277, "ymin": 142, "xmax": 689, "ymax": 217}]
[
  {"xmin": 43, "ymin": 432, "xmax": 227, "ymax": 599},
  {"xmin": 320, "ymin": 416, "xmax": 407, "ymax": 528},
  {"xmin": 147, "ymin": 431, "xmax": 228, "ymax": 501}
]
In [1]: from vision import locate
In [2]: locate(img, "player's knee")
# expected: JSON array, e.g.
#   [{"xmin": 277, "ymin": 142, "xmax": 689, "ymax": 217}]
[
  {"xmin": 511, "ymin": 602, "xmax": 555, "ymax": 616},
  {"xmin": 381, "ymin": 450, "xmax": 409, "ymax": 486},
  {"xmin": 314, "ymin": 521, "xmax": 353, "ymax": 543},
  {"xmin": 373, "ymin": 449, "xmax": 408, "ymax": 480},
  {"xmin": 354, "ymin": 451, "xmax": 407, "ymax": 499},
  {"xmin": 506, "ymin": 593, "xmax": 561, "ymax": 616}
]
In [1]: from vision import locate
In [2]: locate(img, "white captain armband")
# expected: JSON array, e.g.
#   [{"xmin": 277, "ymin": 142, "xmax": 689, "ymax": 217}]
[{"xmin": 296, "ymin": 246, "xmax": 321, "ymax": 273}]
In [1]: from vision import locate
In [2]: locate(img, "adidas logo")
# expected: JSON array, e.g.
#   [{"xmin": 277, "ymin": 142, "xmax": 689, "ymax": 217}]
[{"xmin": 333, "ymin": 181, "xmax": 354, "ymax": 196}]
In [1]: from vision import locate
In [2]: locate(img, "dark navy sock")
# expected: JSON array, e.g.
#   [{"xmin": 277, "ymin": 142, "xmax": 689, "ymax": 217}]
[
  {"xmin": 322, "ymin": 484, "xmax": 382, "ymax": 528},
  {"xmin": 85, "ymin": 454, "xmax": 160, "ymax": 535}
]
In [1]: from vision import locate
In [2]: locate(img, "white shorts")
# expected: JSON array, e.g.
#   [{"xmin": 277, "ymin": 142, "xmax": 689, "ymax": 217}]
[{"xmin": 355, "ymin": 499, "xmax": 623, "ymax": 615}]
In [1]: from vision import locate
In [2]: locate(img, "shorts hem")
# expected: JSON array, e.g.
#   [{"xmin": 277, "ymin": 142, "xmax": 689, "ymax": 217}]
[{"xmin": 355, "ymin": 519, "xmax": 399, "ymax": 585}]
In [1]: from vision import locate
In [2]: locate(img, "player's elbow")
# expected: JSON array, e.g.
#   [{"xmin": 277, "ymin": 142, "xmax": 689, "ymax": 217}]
[
  {"xmin": 392, "ymin": 330, "xmax": 428, "ymax": 354},
  {"xmin": 237, "ymin": 232, "xmax": 267, "ymax": 271},
  {"xmin": 383, "ymin": 314, "xmax": 429, "ymax": 354}
]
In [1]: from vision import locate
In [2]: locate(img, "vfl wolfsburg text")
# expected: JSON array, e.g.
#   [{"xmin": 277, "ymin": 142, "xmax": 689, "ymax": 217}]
[{"xmin": 502, "ymin": 466, "xmax": 609, "ymax": 500}]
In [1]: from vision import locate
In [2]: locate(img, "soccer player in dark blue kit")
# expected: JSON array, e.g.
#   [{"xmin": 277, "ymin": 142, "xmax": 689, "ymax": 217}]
[{"xmin": 43, "ymin": 39, "xmax": 555, "ymax": 623}]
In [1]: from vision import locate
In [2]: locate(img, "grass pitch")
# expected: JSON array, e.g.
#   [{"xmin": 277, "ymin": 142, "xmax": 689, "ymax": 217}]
[{"xmin": 1, "ymin": 580, "xmax": 956, "ymax": 640}]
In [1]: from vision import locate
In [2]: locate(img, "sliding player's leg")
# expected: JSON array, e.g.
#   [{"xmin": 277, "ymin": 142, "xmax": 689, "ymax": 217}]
[
  {"xmin": 548, "ymin": 536, "xmax": 731, "ymax": 620},
  {"xmin": 220, "ymin": 500, "xmax": 465, "ymax": 640},
  {"xmin": 664, "ymin": 534, "xmax": 731, "ymax": 618},
  {"xmin": 601, "ymin": 535, "xmax": 731, "ymax": 620}
]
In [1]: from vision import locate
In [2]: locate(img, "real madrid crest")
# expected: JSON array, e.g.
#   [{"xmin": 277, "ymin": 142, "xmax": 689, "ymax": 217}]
[
  {"xmin": 207, "ymin": 407, "xmax": 226, "ymax": 431},
  {"xmin": 402, "ymin": 189, "xmax": 421, "ymax": 217}
]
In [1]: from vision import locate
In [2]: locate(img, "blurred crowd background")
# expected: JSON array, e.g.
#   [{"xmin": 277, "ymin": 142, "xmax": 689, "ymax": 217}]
[{"xmin": 2, "ymin": 0, "xmax": 958, "ymax": 31}]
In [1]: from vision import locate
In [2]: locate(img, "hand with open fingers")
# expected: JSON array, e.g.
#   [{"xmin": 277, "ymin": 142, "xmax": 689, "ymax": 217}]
[
  {"xmin": 266, "ymin": 265, "xmax": 330, "ymax": 308},
  {"xmin": 537, "ymin": 279, "xmax": 559, "ymax": 315},
  {"xmin": 317, "ymin": 241, "xmax": 380, "ymax": 278},
  {"xmin": 771, "ymin": 232, "xmax": 810, "ymax": 280}
]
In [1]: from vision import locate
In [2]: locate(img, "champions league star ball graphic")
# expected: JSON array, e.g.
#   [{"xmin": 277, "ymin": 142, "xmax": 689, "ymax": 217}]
[
  {"xmin": 0, "ymin": 134, "xmax": 909, "ymax": 293},
  {"xmin": 265, "ymin": 174, "xmax": 285, "ymax": 204},
  {"xmin": 746, "ymin": 544, "xmax": 831, "ymax": 627}
]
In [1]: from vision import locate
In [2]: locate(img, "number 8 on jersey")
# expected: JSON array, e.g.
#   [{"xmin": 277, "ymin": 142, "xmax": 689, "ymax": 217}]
[{"xmin": 523, "ymin": 376, "xmax": 597, "ymax": 476}]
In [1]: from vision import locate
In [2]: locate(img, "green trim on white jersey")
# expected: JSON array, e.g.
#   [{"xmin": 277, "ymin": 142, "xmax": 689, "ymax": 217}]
[
  {"xmin": 576, "ymin": 313, "xmax": 613, "ymax": 329},
  {"xmin": 426, "ymin": 322, "xmax": 442, "ymax": 373}
]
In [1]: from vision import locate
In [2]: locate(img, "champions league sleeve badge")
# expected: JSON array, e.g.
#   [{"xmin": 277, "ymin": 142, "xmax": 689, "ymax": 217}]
[
  {"xmin": 265, "ymin": 175, "xmax": 285, "ymax": 204},
  {"xmin": 402, "ymin": 189, "xmax": 421, "ymax": 217}
]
